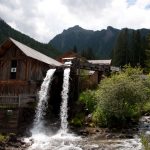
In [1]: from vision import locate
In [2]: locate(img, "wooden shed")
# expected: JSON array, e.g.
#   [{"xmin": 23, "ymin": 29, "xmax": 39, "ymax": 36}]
[{"xmin": 0, "ymin": 37, "xmax": 62, "ymax": 133}]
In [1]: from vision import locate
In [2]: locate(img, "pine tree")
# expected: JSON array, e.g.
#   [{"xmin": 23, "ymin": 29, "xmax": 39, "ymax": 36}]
[
  {"xmin": 144, "ymin": 33, "xmax": 150, "ymax": 72},
  {"xmin": 81, "ymin": 47, "xmax": 95, "ymax": 59},
  {"xmin": 112, "ymin": 28, "xmax": 129, "ymax": 66},
  {"xmin": 73, "ymin": 45, "xmax": 78, "ymax": 53}
]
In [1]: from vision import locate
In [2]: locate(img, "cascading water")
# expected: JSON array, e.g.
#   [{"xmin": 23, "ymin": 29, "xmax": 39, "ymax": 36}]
[
  {"xmin": 25, "ymin": 66, "xmax": 149, "ymax": 150},
  {"xmin": 32, "ymin": 69, "xmax": 56, "ymax": 133},
  {"xmin": 60, "ymin": 68, "xmax": 70, "ymax": 133},
  {"xmin": 26, "ymin": 67, "xmax": 81, "ymax": 150}
]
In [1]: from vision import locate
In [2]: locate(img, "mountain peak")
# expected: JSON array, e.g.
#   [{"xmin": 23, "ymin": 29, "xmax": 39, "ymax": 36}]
[
  {"xmin": 63, "ymin": 25, "xmax": 94, "ymax": 34},
  {"xmin": 66, "ymin": 25, "xmax": 84, "ymax": 32},
  {"xmin": 107, "ymin": 26, "xmax": 115, "ymax": 30},
  {"xmin": 72, "ymin": 25, "xmax": 82, "ymax": 29}
]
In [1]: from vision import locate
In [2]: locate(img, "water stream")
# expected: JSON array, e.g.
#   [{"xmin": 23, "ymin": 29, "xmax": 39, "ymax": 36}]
[
  {"xmin": 31, "ymin": 69, "xmax": 56, "ymax": 134},
  {"xmin": 60, "ymin": 68, "xmax": 70, "ymax": 133},
  {"xmin": 25, "ymin": 67, "xmax": 149, "ymax": 150},
  {"xmin": 26, "ymin": 67, "xmax": 81, "ymax": 150}
]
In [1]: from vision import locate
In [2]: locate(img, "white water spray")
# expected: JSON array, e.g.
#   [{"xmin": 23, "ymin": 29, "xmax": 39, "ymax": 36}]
[
  {"xmin": 26, "ymin": 67, "xmax": 81, "ymax": 150},
  {"xmin": 32, "ymin": 69, "xmax": 56, "ymax": 132},
  {"xmin": 60, "ymin": 68, "xmax": 70, "ymax": 133}
]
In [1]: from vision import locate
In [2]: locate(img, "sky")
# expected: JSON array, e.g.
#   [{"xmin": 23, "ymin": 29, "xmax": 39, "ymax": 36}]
[{"xmin": 0, "ymin": 0, "xmax": 150, "ymax": 43}]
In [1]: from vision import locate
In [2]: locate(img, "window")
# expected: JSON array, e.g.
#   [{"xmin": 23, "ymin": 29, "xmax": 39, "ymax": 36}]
[{"xmin": 10, "ymin": 60, "xmax": 17, "ymax": 79}]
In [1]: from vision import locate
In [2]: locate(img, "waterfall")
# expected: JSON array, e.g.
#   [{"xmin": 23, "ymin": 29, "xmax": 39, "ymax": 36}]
[
  {"xmin": 26, "ymin": 67, "xmax": 82, "ymax": 150},
  {"xmin": 32, "ymin": 69, "xmax": 56, "ymax": 132},
  {"xmin": 60, "ymin": 68, "xmax": 70, "ymax": 133}
]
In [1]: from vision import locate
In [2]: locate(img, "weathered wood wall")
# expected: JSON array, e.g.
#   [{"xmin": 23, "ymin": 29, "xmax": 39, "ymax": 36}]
[
  {"xmin": 0, "ymin": 44, "xmax": 49, "ymax": 81},
  {"xmin": 0, "ymin": 43, "xmax": 51, "ymax": 133},
  {"xmin": 0, "ymin": 44, "xmax": 49, "ymax": 98}
]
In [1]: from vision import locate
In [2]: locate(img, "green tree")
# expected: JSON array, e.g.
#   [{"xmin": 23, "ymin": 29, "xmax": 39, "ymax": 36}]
[
  {"xmin": 112, "ymin": 28, "xmax": 129, "ymax": 66},
  {"xmin": 80, "ymin": 66, "xmax": 150, "ymax": 127},
  {"xmin": 81, "ymin": 47, "xmax": 95, "ymax": 59},
  {"xmin": 145, "ymin": 33, "xmax": 150, "ymax": 72},
  {"xmin": 73, "ymin": 45, "xmax": 78, "ymax": 53},
  {"xmin": 132, "ymin": 30, "xmax": 144, "ymax": 66}
]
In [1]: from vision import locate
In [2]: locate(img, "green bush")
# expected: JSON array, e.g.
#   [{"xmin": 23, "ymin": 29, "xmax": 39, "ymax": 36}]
[
  {"xmin": 79, "ymin": 90, "xmax": 97, "ymax": 113},
  {"xmin": 141, "ymin": 134, "xmax": 150, "ymax": 150},
  {"xmin": 71, "ymin": 113, "xmax": 85, "ymax": 127},
  {"xmin": 142, "ymin": 102, "xmax": 150, "ymax": 114},
  {"xmin": 0, "ymin": 134, "xmax": 8, "ymax": 143},
  {"xmin": 79, "ymin": 66, "xmax": 150, "ymax": 127}
]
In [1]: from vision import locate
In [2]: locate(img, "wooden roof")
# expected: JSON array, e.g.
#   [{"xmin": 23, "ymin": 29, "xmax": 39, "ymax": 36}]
[
  {"xmin": 0, "ymin": 38, "xmax": 62, "ymax": 66},
  {"xmin": 57, "ymin": 51, "xmax": 85, "ymax": 63}
]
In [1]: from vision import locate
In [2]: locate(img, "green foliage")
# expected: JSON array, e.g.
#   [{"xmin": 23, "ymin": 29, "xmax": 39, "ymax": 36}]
[
  {"xmin": 145, "ymin": 33, "xmax": 150, "ymax": 72},
  {"xmin": 71, "ymin": 113, "xmax": 85, "ymax": 127},
  {"xmin": 79, "ymin": 90, "xmax": 97, "ymax": 113},
  {"xmin": 0, "ymin": 134, "xmax": 8, "ymax": 142},
  {"xmin": 112, "ymin": 29, "xmax": 146, "ymax": 67},
  {"xmin": 95, "ymin": 67, "xmax": 150, "ymax": 127},
  {"xmin": 141, "ymin": 134, "xmax": 150, "ymax": 150},
  {"xmin": 81, "ymin": 47, "xmax": 96, "ymax": 59},
  {"xmin": 79, "ymin": 66, "xmax": 150, "ymax": 127},
  {"xmin": 112, "ymin": 29, "xmax": 129, "ymax": 66},
  {"xmin": 142, "ymin": 102, "xmax": 150, "ymax": 113}
]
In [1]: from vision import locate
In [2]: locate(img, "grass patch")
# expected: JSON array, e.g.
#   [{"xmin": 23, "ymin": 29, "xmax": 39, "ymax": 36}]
[{"xmin": 141, "ymin": 134, "xmax": 150, "ymax": 150}]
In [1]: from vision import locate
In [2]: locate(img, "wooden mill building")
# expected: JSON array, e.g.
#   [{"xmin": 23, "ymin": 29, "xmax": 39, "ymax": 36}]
[{"xmin": 0, "ymin": 37, "xmax": 62, "ymax": 133}]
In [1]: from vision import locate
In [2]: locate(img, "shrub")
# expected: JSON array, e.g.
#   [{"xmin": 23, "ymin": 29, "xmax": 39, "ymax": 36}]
[
  {"xmin": 0, "ymin": 134, "xmax": 8, "ymax": 143},
  {"xmin": 79, "ymin": 66, "xmax": 150, "ymax": 127},
  {"xmin": 141, "ymin": 134, "xmax": 150, "ymax": 150},
  {"xmin": 142, "ymin": 102, "xmax": 150, "ymax": 114},
  {"xmin": 79, "ymin": 90, "xmax": 97, "ymax": 113},
  {"xmin": 71, "ymin": 113, "xmax": 85, "ymax": 127}
]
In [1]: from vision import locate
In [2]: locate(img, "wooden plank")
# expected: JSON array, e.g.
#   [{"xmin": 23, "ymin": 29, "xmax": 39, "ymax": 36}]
[{"xmin": 0, "ymin": 80, "xmax": 28, "ymax": 85}]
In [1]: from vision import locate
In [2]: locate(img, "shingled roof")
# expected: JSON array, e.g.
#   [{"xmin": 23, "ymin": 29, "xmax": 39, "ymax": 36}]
[{"xmin": 0, "ymin": 38, "xmax": 62, "ymax": 66}]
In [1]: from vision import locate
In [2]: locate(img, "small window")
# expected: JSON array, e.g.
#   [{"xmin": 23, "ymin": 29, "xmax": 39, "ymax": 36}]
[{"xmin": 10, "ymin": 60, "xmax": 17, "ymax": 79}]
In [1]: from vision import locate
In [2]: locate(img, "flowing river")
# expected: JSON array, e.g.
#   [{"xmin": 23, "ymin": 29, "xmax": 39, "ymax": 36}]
[
  {"xmin": 24, "ymin": 115, "xmax": 150, "ymax": 150},
  {"xmin": 23, "ymin": 68, "xmax": 149, "ymax": 150}
]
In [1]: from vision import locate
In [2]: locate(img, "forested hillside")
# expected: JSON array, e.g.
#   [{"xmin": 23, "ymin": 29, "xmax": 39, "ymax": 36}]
[
  {"xmin": 50, "ymin": 25, "xmax": 119, "ymax": 59},
  {"xmin": 112, "ymin": 28, "xmax": 150, "ymax": 67},
  {"xmin": 0, "ymin": 19, "xmax": 60, "ymax": 58},
  {"xmin": 1, "ymin": 18, "xmax": 150, "ymax": 66},
  {"xmin": 50, "ymin": 25, "xmax": 150, "ymax": 62}
]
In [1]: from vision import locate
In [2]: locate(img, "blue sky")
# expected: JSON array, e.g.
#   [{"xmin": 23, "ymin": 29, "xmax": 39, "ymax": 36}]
[{"xmin": 0, "ymin": 0, "xmax": 150, "ymax": 42}]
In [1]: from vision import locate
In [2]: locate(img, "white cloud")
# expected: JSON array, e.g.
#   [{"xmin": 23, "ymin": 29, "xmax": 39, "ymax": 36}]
[{"xmin": 0, "ymin": 0, "xmax": 150, "ymax": 42}]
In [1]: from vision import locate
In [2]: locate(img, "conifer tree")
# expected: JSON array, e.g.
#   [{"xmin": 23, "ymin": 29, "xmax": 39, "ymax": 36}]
[{"xmin": 112, "ymin": 28, "xmax": 129, "ymax": 66}]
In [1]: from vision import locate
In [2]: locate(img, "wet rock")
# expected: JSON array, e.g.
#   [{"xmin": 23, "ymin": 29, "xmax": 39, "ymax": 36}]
[
  {"xmin": 8, "ymin": 133, "xmax": 17, "ymax": 143},
  {"xmin": 93, "ymin": 133, "xmax": 106, "ymax": 140},
  {"xmin": 144, "ymin": 112, "xmax": 150, "ymax": 116},
  {"xmin": 105, "ymin": 134, "xmax": 114, "ymax": 139},
  {"xmin": 133, "ymin": 127, "xmax": 139, "ymax": 131},
  {"xmin": 125, "ymin": 134, "xmax": 133, "ymax": 139},
  {"xmin": 79, "ymin": 130, "xmax": 89, "ymax": 136},
  {"xmin": 118, "ymin": 134, "xmax": 126, "ymax": 138},
  {"xmin": 0, "ymin": 141, "xmax": 5, "ymax": 149}
]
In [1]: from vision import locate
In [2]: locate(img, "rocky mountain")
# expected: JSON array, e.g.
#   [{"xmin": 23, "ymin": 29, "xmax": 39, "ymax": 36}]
[
  {"xmin": 0, "ymin": 19, "xmax": 60, "ymax": 58},
  {"xmin": 1, "ymin": 18, "xmax": 149, "ymax": 60},
  {"xmin": 49, "ymin": 25, "xmax": 120, "ymax": 59},
  {"xmin": 49, "ymin": 25, "xmax": 150, "ymax": 59}
]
